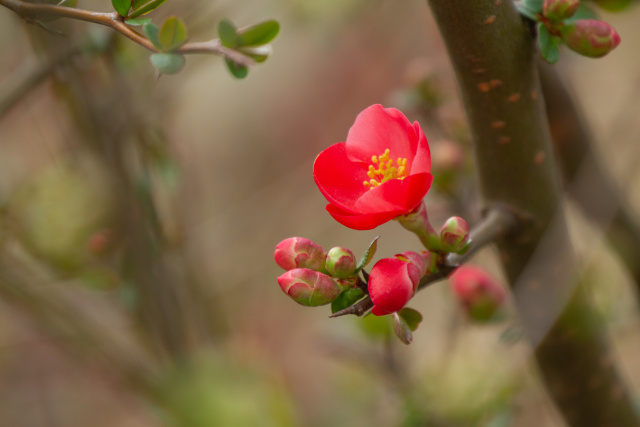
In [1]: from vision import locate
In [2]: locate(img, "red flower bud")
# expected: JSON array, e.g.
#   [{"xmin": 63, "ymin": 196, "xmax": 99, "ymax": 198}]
[
  {"xmin": 543, "ymin": 0, "xmax": 579, "ymax": 22},
  {"xmin": 561, "ymin": 19, "xmax": 621, "ymax": 58},
  {"xmin": 313, "ymin": 104, "xmax": 433, "ymax": 230},
  {"xmin": 440, "ymin": 216, "xmax": 470, "ymax": 254},
  {"xmin": 274, "ymin": 237, "xmax": 326, "ymax": 271},
  {"xmin": 368, "ymin": 251, "xmax": 426, "ymax": 316},
  {"xmin": 450, "ymin": 266, "xmax": 506, "ymax": 322},
  {"xmin": 325, "ymin": 247, "xmax": 357, "ymax": 278},
  {"xmin": 277, "ymin": 268, "xmax": 343, "ymax": 307}
]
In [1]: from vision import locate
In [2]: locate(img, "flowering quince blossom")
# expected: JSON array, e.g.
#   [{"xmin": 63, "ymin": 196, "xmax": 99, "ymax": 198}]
[
  {"xmin": 368, "ymin": 251, "xmax": 427, "ymax": 316},
  {"xmin": 313, "ymin": 104, "xmax": 433, "ymax": 230}
]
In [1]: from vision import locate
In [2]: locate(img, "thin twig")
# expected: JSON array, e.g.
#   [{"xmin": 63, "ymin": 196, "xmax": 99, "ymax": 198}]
[{"xmin": 0, "ymin": 0, "xmax": 255, "ymax": 66}]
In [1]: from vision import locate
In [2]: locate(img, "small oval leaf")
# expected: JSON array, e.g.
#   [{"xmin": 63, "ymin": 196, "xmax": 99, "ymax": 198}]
[
  {"xmin": 224, "ymin": 58, "xmax": 248, "ymax": 79},
  {"xmin": 218, "ymin": 19, "xmax": 238, "ymax": 48},
  {"xmin": 331, "ymin": 287, "xmax": 366, "ymax": 314},
  {"xmin": 397, "ymin": 307, "xmax": 423, "ymax": 331},
  {"xmin": 159, "ymin": 16, "xmax": 188, "ymax": 51},
  {"xmin": 355, "ymin": 236, "xmax": 379, "ymax": 273},
  {"xmin": 538, "ymin": 23, "xmax": 560, "ymax": 63},
  {"xmin": 129, "ymin": 0, "xmax": 167, "ymax": 19},
  {"xmin": 236, "ymin": 20, "xmax": 280, "ymax": 47},
  {"xmin": 111, "ymin": 0, "xmax": 132, "ymax": 17},
  {"xmin": 143, "ymin": 22, "xmax": 162, "ymax": 50},
  {"xmin": 150, "ymin": 53, "xmax": 185, "ymax": 75}
]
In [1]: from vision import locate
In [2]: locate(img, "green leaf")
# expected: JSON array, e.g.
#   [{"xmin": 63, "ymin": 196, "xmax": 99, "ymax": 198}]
[
  {"xmin": 236, "ymin": 20, "xmax": 280, "ymax": 47},
  {"xmin": 129, "ymin": 0, "xmax": 167, "ymax": 19},
  {"xmin": 538, "ymin": 23, "xmax": 560, "ymax": 64},
  {"xmin": 125, "ymin": 17, "xmax": 152, "ymax": 26},
  {"xmin": 159, "ymin": 16, "xmax": 188, "ymax": 51},
  {"xmin": 521, "ymin": 0, "xmax": 544, "ymax": 12},
  {"xmin": 355, "ymin": 236, "xmax": 378, "ymax": 273},
  {"xmin": 392, "ymin": 312, "xmax": 413, "ymax": 345},
  {"xmin": 331, "ymin": 287, "xmax": 366, "ymax": 314},
  {"xmin": 397, "ymin": 307, "xmax": 423, "ymax": 331},
  {"xmin": 143, "ymin": 23, "xmax": 162, "ymax": 50},
  {"xmin": 218, "ymin": 19, "xmax": 238, "ymax": 48},
  {"xmin": 111, "ymin": 0, "xmax": 132, "ymax": 17},
  {"xmin": 224, "ymin": 58, "xmax": 248, "ymax": 79},
  {"xmin": 57, "ymin": 0, "xmax": 77, "ymax": 7},
  {"xmin": 515, "ymin": 3, "xmax": 539, "ymax": 20},
  {"xmin": 564, "ymin": 3, "xmax": 597, "ymax": 23},
  {"xmin": 150, "ymin": 53, "xmax": 185, "ymax": 75}
]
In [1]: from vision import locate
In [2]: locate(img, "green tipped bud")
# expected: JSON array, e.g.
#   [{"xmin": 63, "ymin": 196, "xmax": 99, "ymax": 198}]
[
  {"xmin": 561, "ymin": 19, "xmax": 621, "ymax": 58},
  {"xmin": 543, "ymin": 0, "xmax": 579, "ymax": 22},
  {"xmin": 277, "ymin": 268, "xmax": 342, "ymax": 306},
  {"xmin": 439, "ymin": 216, "xmax": 470, "ymax": 254},
  {"xmin": 325, "ymin": 247, "xmax": 357, "ymax": 279},
  {"xmin": 274, "ymin": 237, "xmax": 326, "ymax": 271}
]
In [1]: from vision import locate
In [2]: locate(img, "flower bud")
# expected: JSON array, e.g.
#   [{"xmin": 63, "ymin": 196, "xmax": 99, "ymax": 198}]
[
  {"xmin": 561, "ymin": 19, "xmax": 621, "ymax": 58},
  {"xmin": 450, "ymin": 266, "xmax": 506, "ymax": 322},
  {"xmin": 368, "ymin": 251, "xmax": 425, "ymax": 316},
  {"xmin": 325, "ymin": 247, "xmax": 357, "ymax": 278},
  {"xmin": 277, "ymin": 268, "xmax": 343, "ymax": 307},
  {"xmin": 543, "ymin": 0, "xmax": 579, "ymax": 22},
  {"xmin": 274, "ymin": 237, "xmax": 326, "ymax": 271},
  {"xmin": 440, "ymin": 216, "xmax": 470, "ymax": 254}
]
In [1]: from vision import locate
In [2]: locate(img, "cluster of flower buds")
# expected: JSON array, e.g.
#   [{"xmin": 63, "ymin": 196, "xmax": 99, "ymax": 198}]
[
  {"xmin": 275, "ymin": 237, "xmax": 361, "ymax": 307},
  {"xmin": 536, "ymin": 0, "xmax": 621, "ymax": 59},
  {"xmin": 449, "ymin": 266, "xmax": 506, "ymax": 322}
]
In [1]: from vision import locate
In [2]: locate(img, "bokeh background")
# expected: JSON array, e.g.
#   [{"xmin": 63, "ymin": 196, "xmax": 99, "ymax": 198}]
[{"xmin": 0, "ymin": 0, "xmax": 639, "ymax": 426}]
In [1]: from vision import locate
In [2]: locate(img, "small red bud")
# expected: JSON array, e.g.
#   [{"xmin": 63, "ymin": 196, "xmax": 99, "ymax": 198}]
[
  {"xmin": 325, "ymin": 247, "xmax": 357, "ymax": 279},
  {"xmin": 543, "ymin": 0, "xmax": 579, "ymax": 22},
  {"xmin": 450, "ymin": 266, "xmax": 506, "ymax": 323},
  {"xmin": 277, "ymin": 268, "xmax": 343, "ymax": 307},
  {"xmin": 561, "ymin": 19, "xmax": 621, "ymax": 58},
  {"xmin": 274, "ymin": 237, "xmax": 326, "ymax": 271},
  {"xmin": 440, "ymin": 217, "xmax": 470, "ymax": 254}
]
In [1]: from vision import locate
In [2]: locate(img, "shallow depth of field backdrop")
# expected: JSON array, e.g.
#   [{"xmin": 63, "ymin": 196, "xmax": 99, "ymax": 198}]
[{"xmin": 0, "ymin": 0, "xmax": 639, "ymax": 426}]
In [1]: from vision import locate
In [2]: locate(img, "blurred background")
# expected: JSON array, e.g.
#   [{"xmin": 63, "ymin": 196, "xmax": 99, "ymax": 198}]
[{"xmin": 0, "ymin": 0, "xmax": 639, "ymax": 426}]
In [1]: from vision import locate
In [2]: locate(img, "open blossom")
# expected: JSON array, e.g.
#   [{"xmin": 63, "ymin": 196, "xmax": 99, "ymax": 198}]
[
  {"xmin": 313, "ymin": 104, "xmax": 432, "ymax": 230},
  {"xmin": 368, "ymin": 251, "xmax": 427, "ymax": 316}
]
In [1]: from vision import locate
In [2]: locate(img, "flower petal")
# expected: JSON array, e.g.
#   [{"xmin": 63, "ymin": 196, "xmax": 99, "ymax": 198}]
[
  {"xmin": 409, "ymin": 121, "xmax": 431, "ymax": 174},
  {"xmin": 345, "ymin": 105, "xmax": 417, "ymax": 165},
  {"xmin": 354, "ymin": 172, "xmax": 433, "ymax": 214},
  {"xmin": 325, "ymin": 204, "xmax": 403, "ymax": 230},
  {"xmin": 313, "ymin": 142, "xmax": 369, "ymax": 210}
]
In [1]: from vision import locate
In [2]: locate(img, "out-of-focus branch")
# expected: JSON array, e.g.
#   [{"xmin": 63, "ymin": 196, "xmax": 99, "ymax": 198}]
[
  {"xmin": 0, "ymin": 255, "xmax": 157, "ymax": 395},
  {"xmin": 329, "ymin": 205, "xmax": 520, "ymax": 318},
  {"xmin": 426, "ymin": 0, "xmax": 639, "ymax": 425},
  {"xmin": 0, "ymin": 0, "xmax": 255, "ymax": 66},
  {"xmin": 538, "ymin": 61, "xmax": 640, "ymax": 287}
]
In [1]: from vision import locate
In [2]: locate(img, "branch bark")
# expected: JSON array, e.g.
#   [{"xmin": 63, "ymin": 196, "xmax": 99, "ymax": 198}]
[{"xmin": 426, "ymin": 0, "xmax": 639, "ymax": 425}]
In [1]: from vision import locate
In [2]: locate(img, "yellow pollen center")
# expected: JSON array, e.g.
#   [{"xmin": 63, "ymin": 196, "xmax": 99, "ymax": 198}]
[{"xmin": 363, "ymin": 149, "xmax": 408, "ymax": 189}]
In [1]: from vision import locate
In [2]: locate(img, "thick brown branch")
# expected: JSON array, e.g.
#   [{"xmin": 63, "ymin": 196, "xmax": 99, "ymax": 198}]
[{"xmin": 0, "ymin": 0, "xmax": 255, "ymax": 66}]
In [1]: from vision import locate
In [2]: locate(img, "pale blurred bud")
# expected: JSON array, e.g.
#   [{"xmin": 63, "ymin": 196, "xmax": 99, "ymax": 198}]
[{"xmin": 450, "ymin": 266, "xmax": 506, "ymax": 322}]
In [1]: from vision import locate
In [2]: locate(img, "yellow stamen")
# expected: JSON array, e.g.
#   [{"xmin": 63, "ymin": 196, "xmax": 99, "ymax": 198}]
[{"xmin": 363, "ymin": 148, "xmax": 409, "ymax": 190}]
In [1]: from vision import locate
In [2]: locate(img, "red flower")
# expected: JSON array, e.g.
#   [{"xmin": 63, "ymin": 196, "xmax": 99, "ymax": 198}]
[
  {"xmin": 313, "ymin": 104, "xmax": 432, "ymax": 230},
  {"xmin": 368, "ymin": 251, "xmax": 426, "ymax": 316}
]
